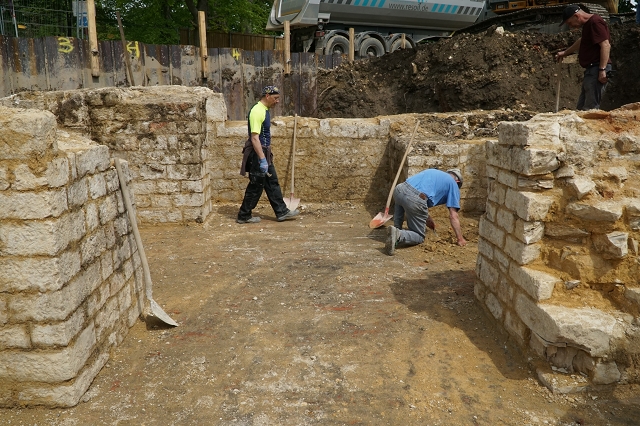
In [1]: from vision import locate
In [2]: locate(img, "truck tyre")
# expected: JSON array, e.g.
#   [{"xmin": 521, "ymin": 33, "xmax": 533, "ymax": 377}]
[
  {"xmin": 325, "ymin": 35, "xmax": 350, "ymax": 55},
  {"xmin": 358, "ymin": 37, "xmax": 385, "ymax": 58},
  {"xmin": 390, "ymin": 37, "xmax": 414, "ymax": 52}
]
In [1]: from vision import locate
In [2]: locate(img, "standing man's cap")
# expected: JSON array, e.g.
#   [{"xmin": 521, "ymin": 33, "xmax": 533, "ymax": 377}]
[
  {"xmin": 447, "ymin": 168, "xmax": 463, "ymax": 188},
  {"xmin": 261, "ymin": 85, "xmax": 280, "ymax": 96},
  {"xmin": 560, "ymin": 5, "xmax": 581, "ymax": 26}
]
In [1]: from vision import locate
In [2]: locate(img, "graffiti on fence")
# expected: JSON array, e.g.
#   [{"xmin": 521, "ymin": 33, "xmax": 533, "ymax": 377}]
[{"xmin": 57, "ymin": 37, "xmax": 73, "ymax": 53}]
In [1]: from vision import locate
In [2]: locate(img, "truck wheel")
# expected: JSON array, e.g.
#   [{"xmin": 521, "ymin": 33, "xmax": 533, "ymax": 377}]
[
  {"xmin": 326, "ymin": 35, "xmax": 350, "ymax": 55},
  {"xmin": 390, "ymin": 37, "xmax": 414, "ymax": 52},
  {"xmin": 358, "ymin": 38, "xmax": 385, "ymax": 58}
]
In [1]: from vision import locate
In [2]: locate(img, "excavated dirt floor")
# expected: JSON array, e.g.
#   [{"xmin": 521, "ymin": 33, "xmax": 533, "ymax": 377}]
[
  {"xmin": 316, "ymin": 22, "xmax": 640, "ymax": 118},
  {"xmin": 2, "ymin": 203, "xmax": 640, "ymax": 425}
]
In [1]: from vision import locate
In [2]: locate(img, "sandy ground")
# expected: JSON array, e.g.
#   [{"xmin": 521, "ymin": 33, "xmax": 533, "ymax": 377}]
[{"xmin": 2, "ymin": 202, "xmax": 640, "ymax": 425}]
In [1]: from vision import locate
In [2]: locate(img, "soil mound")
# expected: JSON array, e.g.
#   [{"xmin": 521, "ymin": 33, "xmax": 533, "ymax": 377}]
[{"xmin": 316, "ymin": 22, "xmax": 640, "ymax": 118}]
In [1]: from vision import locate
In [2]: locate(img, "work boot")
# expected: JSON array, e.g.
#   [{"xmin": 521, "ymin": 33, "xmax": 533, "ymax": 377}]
[
  {"xmin": 277, "ymin": 209, "xmax": 300, "ymax": 222},
  {"xmin": 236, "ymin": 216, "xmax": 261, "ymax": 224},
  {"xmin": 385, "ymin": 226, "xmax": 399, "ymax": 256}
]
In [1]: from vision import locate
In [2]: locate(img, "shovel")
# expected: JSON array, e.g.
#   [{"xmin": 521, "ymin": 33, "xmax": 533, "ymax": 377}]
[
  {"xmin": 114, "ymin": 158, "xmax": 178, "ymax": 327},
  {"xmin": 283, "ymin": 114, "xmax": 300, "ymax": 211},
  {"xmin": 369, "ymin": 120, "xmax": 420, "ymax": 229}
]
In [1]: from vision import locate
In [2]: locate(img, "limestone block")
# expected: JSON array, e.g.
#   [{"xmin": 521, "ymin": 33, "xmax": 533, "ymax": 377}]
[
  {"xmin": 80, "ymin": 228, "xmax": 107, "ymax": 265},
  {"xmin": 0, "ymin": 325, "xmax": 30, "ymax": 349},
  {"xmin": 18, "ymin": 351, "xmax": 109, "ymax": 408},
  {"xmin": 505, "ymin": 189, "xmax": 554, "ymax": 221},
  {"xmin": 0, "ymin": 107, "xmax": 57, "ymax": 160},
  {"xmin": 487, "ymin": 180, "xmax": 507, "ymax": 205},
  {"xmin": 67, "ymin": 178, "xmax": 89, "ymax": 208},
  {"xmin": 46, "ymin": 157, "xmax": 70, "ymax": 188},
  {"xmin": 0, "ymin": 189, "xmax": 68, "ymax": 220},
  {"xmin": 101, "ymin": 250, "xmax": 114, "ymax": 281},
  {"xmin": 0, "ymin": 210, "xmax": 85, "ymax": 256},
  {"xmin": 109, "ymin": 271, "xmax": 126, "ymax": 298},
  {"xmin": 0, "ymin": 166, "xmax": 8, "ymax": 191},
  {"xmin": 591, "ymin": 361, "xmax": 621, "ymax": 385},
  {"xmin": 13, "ymin": 164, "xmax": 47, "ymax": 190},
  {"xmin": 486, "ymin": 140, "xmax": 512, "ymax": 169},
  {"xmin": 536, "ymin": 367, "xmax": 589, "ymax": 394},
  {"xmin": 0, "ymin": 324, "xmax": 95, "ymax": 382},
  {"xmin": 156, "ymin": 181, "xmax": 180, "ymax": 194},
  {"xmin": 514, "ymin": 219, "xmax": 544, "ymax": 244},
  {"xmin": 603, "ymin": 167, "xmax": 627, "ymax": 183},
  {"xmin": 512, "ymin": 147, "xmax": 560, "ymax": 176},
  {"xmin": 31, "ymin": 308, "xmax": 85, "ymax": 347},
  {"xmin": 515, "ymin": 294, "xmax": 621, "ymax": 357},
  {"xmin": 624, "ymin": 198, "xmax": 640, "ymax": 216},
  {"xmin": 572, "ymin": 350, "xmax": 595, "ymax": 374},
  {"xmin": 357, "ymin": 119, "xmax": 389, "ymax": 139},
  {"xmin": 205, "ymin": 94, "xmax": 227, "ymax": 122},
  {"xmin": 592, "ymin": 232, "xmax": 628, "ymax": 259},
  {"xmin": 504, "ymin": 235, "xmax": 540, "ymax": 265},
  {"xmin": 496, "ymin": 275, "xmax": 514, "ymax": 303},
  {"xmin": 99, "ymin": 194, "xmax": 118, "ymax": 225},
  {"xmin": 496, "ymin": 169, "xmax": 518, "ymax": 188},
  {"xmin": 615, "ymin": 133, "xmax": 640, "ymax": 153},
  {"xmin": 554, "ymin": 164, "xmax": 575, "ymax": 179},
  {"xmin": 486, "ymin": 164, "xmax": 498, "ymax": 179},
  {"xmin": 566, "ymin": 201, "xmax": 622, "ymax": 222},
  {"xmin": 494, "ymin": 248, "xmax": 510, "ymax": 273},
  {"xmin": 498, "ymin": 120, "xmax": 560, "ymax": 147},
  {"xmin": 517, "ymin": 176, "xmax": 554, "ymax": 190},
  {"xmin": 319, "ymin": 119, "xmax": 359, "ymax": 138},
  {"xmin": 477, "ymin": 239, "xmax": 495, "ymax": 260},
  {"xmin": 544, "ymin": 223, "xmax": 589, "ymax": 240},
  {"xmin": 485, "ymin": 293, "xmax": 503, "ymax": 319},
  {"xmin": 475, "ymin": 254, "xmax": 499, "ymax": 289},
  {"xmin": 167, "ymin": 164, "xmax": 203, "ymax": 180},
  {"xmin": 95, "ymin": 297, "xmax": 119, "ymax": 342},
  {"xmin": 485, "ymin": 201, "xmax": 497, "ymax": 223},
  {"xmin": 496, "ymin": 208, "xmax": 515, "ymax": 233},
  {"xmin": 509, "ymin": 265, "xmax": 559, "ymax": 301},
  {"xmin": 479, "ymin": 216, "xmax": 505, "ymax": 248},
  {"xmin": 505, "ymin": 310, "xmax": 527, "ymax": 342},
  {"xmin": 625, "ymin": 287, "xmax": 640, "ymax": 309},
  {"xmin": 568, "ymin": 177, "xmax": 595, "ymax": 200},
  {"xmin": 9, "ymin": 262, "xmax": 100, "ymax": 322},
  {"xmin": 85, "ymin": 203, "xmax": 99, "ymax": 232},
  {"xmin": 0, "ymin": 250, "xmax": 81, "ymax": 292},
  {"xmin": 181, "ymin": 180, "xmax": 204, "ymax": 193},
  {"xmin": 88, "ymin": 174, "xmax": 107, "ymax": 199},
  {"xmin": 172, "ymin": 193, "xmax": 204, "ymax": 207},
  {"xmin": 75, "ymin": 145, "xmax": 110, "ymax": 178}
]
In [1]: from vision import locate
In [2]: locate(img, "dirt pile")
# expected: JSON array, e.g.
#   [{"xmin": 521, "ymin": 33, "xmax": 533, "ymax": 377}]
[{"xmin": 316, "ymin": 22, "xmax": 640, "ymax": 118}]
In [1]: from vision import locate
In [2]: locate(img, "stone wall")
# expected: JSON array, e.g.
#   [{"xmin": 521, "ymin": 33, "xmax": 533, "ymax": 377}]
[
  {"xmin": 4, "ymin": 88, "xmax": 506, "ymax": 221},
  {"xmin": 0, "ymin": 106, "xmax": 144, "ymax": 407},
  {"xmin": 475, "ymin": 106, "xmax": 640, "ymax": 388}
]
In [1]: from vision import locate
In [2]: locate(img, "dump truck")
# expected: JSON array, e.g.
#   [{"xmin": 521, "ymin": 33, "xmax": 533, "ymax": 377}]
[{"xmin": 266, "ymin": 0, "xmax": 619, "ymax": 57}]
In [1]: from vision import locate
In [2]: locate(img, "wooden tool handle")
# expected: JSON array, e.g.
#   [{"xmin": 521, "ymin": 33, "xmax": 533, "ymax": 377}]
[{"xmin": 385, "ymin": 120, "xmax": 420, "ymax": 209}]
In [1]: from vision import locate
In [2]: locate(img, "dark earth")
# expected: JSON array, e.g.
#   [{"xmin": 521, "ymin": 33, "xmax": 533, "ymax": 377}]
[{"xmin": 316, "ymin": 22, "xmax": 640, "ymax": 118}]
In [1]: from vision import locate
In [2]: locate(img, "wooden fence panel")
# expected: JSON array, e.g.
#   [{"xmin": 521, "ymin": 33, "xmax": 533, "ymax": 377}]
[
  {"xmin": 0, "ymin": 36, "xmax": 14, "ymax": 95},
  {"xmin": 144, "ymin": 44, "xmax": 171, "ymax": 87},
  {"xmin": 179, "ymin": 45, "xmax": 200, "ymax": 88},
  {"xmin": 219, "ymin": 48, "xmax": 245, "ymax": 121},
  {"xmin": 300, "ymin": 52, "xmax": 317, "ymax": 118},
  {"xmin": 12, "ymin": 37, "xmax": 47, "ymax": 92},
  {"xmin": 169, "ymin": 45, "xmax": 182, "ymax": 85},
  {"xmin": 0, "ymin": 36, "xmax": 344, "ymax": 118}
]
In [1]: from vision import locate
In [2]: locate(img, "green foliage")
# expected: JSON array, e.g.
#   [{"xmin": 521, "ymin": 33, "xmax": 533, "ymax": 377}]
[
  {"xmin": 617, "ymin": 0, "xmax": 635, "ymax": 13},
  {"xmin": 208, "ymin": 0, "xmax": 274, "ymax": 34}
]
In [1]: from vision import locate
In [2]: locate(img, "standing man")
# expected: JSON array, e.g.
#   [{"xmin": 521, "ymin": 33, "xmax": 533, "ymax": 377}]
[
  {"xmin": 385, "ymin": 168, "xmax": 466, "ymax": 256},
  {"xmin": 237, "ymin": 86, "xmax": 299, "ymax": 224},
  {"xmin": 555, "ymin": 5, "xmax": 612, "ymax": 110}
]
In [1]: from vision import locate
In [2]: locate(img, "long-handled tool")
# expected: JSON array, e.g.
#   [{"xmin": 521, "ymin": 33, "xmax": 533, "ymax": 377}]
[
  {"xmin": 369, "ymin": 120, "xmax": 420, "ymax": 229},
  {"xmin": 114, "ymin": 158, "xmax": 178, "ymax": 327},
  {"xmin": 283, "ymin": 114, "xmax": 300, "ymax": 211}
]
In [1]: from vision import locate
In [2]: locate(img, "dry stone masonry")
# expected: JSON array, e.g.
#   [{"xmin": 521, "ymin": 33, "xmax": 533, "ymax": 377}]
[
  {"xmin": 475, "ymin": 105, "xmax": 640, "ymax": 390},
  {"xmin": 0, "ymin": 106, "xmax": 145, "ymax": 407}
]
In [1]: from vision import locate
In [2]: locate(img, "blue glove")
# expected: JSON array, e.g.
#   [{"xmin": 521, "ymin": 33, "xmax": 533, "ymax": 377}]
[{"xmin": 259, "ymin": 157, "xmax": 268, "ymax": 173}]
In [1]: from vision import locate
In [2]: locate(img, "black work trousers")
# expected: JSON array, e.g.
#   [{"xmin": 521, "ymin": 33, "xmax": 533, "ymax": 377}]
[{"xmin": 238, "ymin": 150, "xmax": 289, "ymax": 221}]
